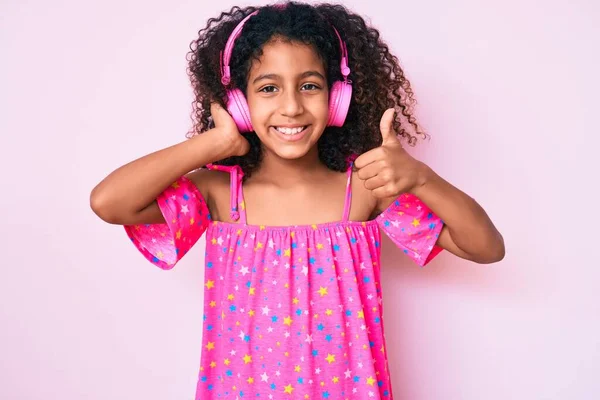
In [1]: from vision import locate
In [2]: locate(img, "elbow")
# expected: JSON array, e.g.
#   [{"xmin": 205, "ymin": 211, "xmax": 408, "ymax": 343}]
[
  {"xmin": 90, "ymin": 186, "xmax": 121, "ymax": 224},
  {"xmin": 478, "ymin": 248, "xmax": 505, "ymax": 264},
  {"xmin": 475, "ymin": 233, "xmax": 505, "ymax": 264}
]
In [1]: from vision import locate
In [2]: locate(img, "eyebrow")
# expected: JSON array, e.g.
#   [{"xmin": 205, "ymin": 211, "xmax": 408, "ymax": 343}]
[{"xmin": 252, "ymin": 70, "xmax": 326, "ymax": 85}]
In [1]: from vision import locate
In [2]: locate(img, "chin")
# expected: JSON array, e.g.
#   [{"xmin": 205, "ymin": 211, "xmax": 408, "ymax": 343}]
[{"xmin": 270, "ymin": 145, "xmax": 314, "ymax": 160}]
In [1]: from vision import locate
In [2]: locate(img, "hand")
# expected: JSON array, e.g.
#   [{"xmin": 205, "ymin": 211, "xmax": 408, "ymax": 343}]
[
  {"xmin": 354, "ymin": 108, "xmax": 427, "ymax": 198},
  {"xmin": 210, "ymin": 102, "xmax": 250, "ymax": 157}
]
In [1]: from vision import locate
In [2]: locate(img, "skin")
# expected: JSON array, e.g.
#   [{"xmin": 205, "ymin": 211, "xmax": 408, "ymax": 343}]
[
  {"xmin": 354, "ymin": 108, "xmax": 505, "ymax": 263},
  {"xmin": 214, "ymin": 38, "xmax": 504, "ymax": 263},
  {"xmin": 90, "ymin": 38, "xmax": 504, "ymax": 264},
  {"xmin": 215, "ymin": 38, "xmax": 377, "ymax": 227}
]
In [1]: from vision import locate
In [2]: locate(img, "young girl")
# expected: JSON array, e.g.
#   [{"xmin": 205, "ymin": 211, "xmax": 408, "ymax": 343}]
[{"xmin": 91, "ymin": 2, "xmax": 504, "ymax": 399}]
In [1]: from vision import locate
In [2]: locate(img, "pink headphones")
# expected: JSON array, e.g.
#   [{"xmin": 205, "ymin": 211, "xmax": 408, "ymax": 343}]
[{"xmin": 219, "ymin": 10, "xmax": 353, "ymax": 133}]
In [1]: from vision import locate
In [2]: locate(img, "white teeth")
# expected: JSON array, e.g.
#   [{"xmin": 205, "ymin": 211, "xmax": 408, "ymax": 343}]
[{"xmin": 274, "ymin": 126, "xmax": 306, "ymax": 135}]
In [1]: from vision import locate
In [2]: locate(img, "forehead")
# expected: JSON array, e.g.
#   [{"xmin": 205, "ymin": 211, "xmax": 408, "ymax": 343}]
[{"xmin": 248, "ymin": 39, "xmax": 325, "ymax": 78}]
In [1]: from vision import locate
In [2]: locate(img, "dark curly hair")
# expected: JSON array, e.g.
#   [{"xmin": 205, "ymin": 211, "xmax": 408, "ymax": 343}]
[{"xmin": 186, "ymin": 1, "xmax": 428, "ymax": 177}]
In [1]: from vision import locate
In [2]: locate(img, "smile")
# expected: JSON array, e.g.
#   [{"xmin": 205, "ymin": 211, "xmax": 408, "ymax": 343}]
[
  {"xmin": 270, "ymin": 125, "xmax": 311, "ymax": 142},
  {"xmin": 273, "ymin": 126, "xmax": 307, "ymax": 135}
]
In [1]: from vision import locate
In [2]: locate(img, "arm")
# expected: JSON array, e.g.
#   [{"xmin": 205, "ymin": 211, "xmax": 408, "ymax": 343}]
[
  {"xmin": 90, "ymin": 128, "xmax": 230, "ymax": 225},
  {"xmin": 356, "ymin": 108, "xmax": 504, "ymax": 265},
  {"xmin": 379, "ymin": 164, "xmax": 505, "ymax": 264},
  {"xmin": 90, "ymin": 103, "xmax": 248, "ymax": 225}
]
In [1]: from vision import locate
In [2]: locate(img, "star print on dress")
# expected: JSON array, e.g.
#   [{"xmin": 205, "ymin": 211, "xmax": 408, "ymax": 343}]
[{"xmin": 124, "ymin": 161, "xmax": 444, "ymax": 399}]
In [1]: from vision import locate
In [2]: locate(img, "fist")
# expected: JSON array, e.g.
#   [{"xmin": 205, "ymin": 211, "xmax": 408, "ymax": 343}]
[
  {"xmin": 354, "ymin": 108, "xmax": 425, "ymax": 198},
  {"xmin": 210, "ymin": 102, "xmax": 250, "ymax": 157}
]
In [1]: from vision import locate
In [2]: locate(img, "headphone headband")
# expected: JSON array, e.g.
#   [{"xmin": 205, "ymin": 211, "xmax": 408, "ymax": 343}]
[{"xmin": 220, "ymin": 9, "xmax": 350, "ymax": 86}]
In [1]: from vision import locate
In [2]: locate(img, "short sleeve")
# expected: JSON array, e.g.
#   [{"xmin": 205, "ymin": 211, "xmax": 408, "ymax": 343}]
[
  {"xmin": 376, "ymin": 193, "xmax": 444, "ymax": 267},
  {"xmin": 124, "ymin": 175, "xmax": 210, "ymax": 270}
]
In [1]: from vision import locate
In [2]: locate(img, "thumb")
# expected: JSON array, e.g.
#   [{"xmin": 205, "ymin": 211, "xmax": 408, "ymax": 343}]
[{"xmin": 380, "ymin": 108, "xmax": 397, "ymax": 145}]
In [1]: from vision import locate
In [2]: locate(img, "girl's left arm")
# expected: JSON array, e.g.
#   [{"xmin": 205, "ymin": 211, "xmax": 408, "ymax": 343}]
[
  {"xmin": 404, "ymin": 165, "xmax": 504, "ymax": 264},
  {"xmin": 356, "ymin": 108, "xmax": 505, "ymax": 264}
]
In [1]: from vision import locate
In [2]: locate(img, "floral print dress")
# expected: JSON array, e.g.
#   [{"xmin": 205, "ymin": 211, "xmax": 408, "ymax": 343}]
[{"xmin": 124, "ymin": 160, "xmax": 444, "ymax": 400}]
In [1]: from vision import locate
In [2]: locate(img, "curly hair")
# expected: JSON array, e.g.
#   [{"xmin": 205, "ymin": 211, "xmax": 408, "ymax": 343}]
[{"xmin": 186, "ymin": 1, "xmax": 428, "ymax": 177}]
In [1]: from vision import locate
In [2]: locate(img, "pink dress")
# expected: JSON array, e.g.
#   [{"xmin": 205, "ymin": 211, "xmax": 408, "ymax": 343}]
[{"xmin": 124, "ymin": 160, "xmax": 444, "ymax": 400}]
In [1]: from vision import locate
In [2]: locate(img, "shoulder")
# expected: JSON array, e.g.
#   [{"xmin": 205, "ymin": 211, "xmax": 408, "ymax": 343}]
[
  {"xmin": 349, "ymin": 169, "xmax": 385, "ymax": 220},
  {"xmin": 184, "ymin": 167, "xmax": 230, "ymax": 203},
  {"xmin": 374, "ymin": 195, "xmax": 398, "ymax": 217},
  {"xmin": 348, "ymin": 169, "xmax": 399, "ymax": 219}
]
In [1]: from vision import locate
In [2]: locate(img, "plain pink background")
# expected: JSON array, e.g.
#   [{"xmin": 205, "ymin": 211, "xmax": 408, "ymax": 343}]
[{"xmin": 1, "ymin": 0, "xmax": 599, "ymax": 399}]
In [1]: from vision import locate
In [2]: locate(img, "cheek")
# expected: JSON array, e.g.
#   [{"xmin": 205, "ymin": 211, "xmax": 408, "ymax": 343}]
[
  {"xmin": 309, "ymin": 90, "xmax": 330, "ymax": 117},
  {"xmin": 246, "ymin": 95, "xmax": 269, "ymax": 124},
  {"xmin": 316, "ymin": 96, "xmax": 330, "ymax": 119}
]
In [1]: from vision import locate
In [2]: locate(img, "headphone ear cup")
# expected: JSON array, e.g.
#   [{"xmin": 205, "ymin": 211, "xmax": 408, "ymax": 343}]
[
  {"xmin": 327, "ymin": 80, "xmax": 352, "ymax": 127},
  {"xmin": 226, "ymin": 88, "xmax": 253, "ymax": 133}
]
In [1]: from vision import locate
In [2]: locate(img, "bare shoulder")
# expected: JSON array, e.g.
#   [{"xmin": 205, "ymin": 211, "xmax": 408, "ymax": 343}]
[
  {"xmin": 184, "ymin": 167, "xmax": 231, "ymax": 220},
  {"xmin": 349, "ymin": 169, "xmax": 381, "ymax": 220},
  {"xmin": 184, "ymin": 168, "xmax": 229, "ymax": 202},
  {"xmin": 349, "ymin": 169, "xmax": 399, "ymax": 219},
  {"xmin": 374, "ymin": 195, "xmax": 398, "ymax": 217}
]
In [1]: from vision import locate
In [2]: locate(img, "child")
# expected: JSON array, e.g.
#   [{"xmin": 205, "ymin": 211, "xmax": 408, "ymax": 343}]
[{"xmin": 91, "ymin": 2, "xmax": 504, "ymax": 399}]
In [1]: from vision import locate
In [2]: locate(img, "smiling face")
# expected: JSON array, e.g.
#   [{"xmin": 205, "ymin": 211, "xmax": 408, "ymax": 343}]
[{"xmin": 245, "ymin": 38, "xmax": 329, "ymax": 161}]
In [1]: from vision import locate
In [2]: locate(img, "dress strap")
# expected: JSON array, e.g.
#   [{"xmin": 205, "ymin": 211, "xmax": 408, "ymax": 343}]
[
  {"xmin": 205, "ymin": 163, "xmax": 247, "ymax": 224},
  {"xmin": 342, "ymin": 154, "xmax": 357, "ymax": 222}
]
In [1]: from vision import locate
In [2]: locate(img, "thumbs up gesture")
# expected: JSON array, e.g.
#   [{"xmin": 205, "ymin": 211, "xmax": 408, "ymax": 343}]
[{"xmin": 354, "ymin": 108, "xmax": 426, "ymax": 198}]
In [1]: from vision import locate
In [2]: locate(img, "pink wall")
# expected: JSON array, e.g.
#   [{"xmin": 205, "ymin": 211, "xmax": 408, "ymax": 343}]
[{"xmin": 1, "ymin": 0, "xmax": 598, "ymax": 399}]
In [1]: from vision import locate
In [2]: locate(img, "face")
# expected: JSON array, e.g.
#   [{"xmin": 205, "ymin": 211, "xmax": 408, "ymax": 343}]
[{"xmin": 245, "ymin": 39, "xmax": 329, "ymax": 161}]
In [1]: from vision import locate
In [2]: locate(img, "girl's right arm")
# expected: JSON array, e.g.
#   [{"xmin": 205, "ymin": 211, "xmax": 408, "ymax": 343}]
[{"xmin": 90, "ymin": 104, "xmax": 248, "ymax": 226}]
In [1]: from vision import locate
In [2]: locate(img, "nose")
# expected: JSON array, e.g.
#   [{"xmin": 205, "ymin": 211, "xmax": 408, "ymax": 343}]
[{"xmin": 278, "ymin": 88, "xmax": 304, "ymax": 117}]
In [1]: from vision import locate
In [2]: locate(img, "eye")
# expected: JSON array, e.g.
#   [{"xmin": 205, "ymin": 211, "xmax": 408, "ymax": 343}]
[
  {"xmin": 258, "ymin": 85, "xmax": 278, "ymax": 93},
  {"xmin": 301, "ymin": 83, "xmax": 320, "ymax": 91}
]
